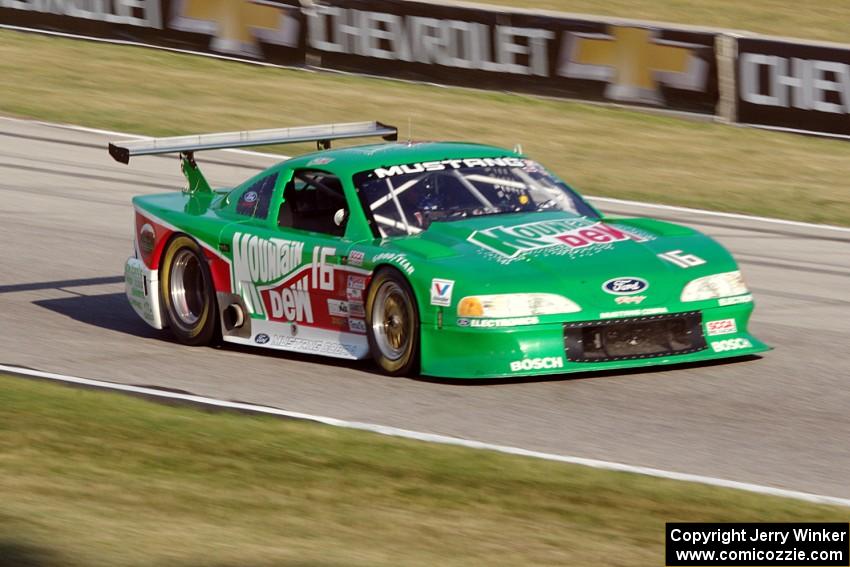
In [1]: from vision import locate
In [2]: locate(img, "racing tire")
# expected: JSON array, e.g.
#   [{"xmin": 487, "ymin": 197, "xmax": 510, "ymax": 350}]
[
  {"xmin": 366, "ymin": 268, "xmax": 420, "ymax": 376},
  {"xmin": 159, "ymin": 235, "xmax": 218, "ymax": 346}
]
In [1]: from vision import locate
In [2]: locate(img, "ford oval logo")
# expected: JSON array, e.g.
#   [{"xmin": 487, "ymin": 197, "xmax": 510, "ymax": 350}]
[
  {"xmin": 254, "ymin": 333, "xmax": 270, "ymax": 344},
  {"xmin": 602, "ymin": 277, "xmax": 648, "ymax": 295}
]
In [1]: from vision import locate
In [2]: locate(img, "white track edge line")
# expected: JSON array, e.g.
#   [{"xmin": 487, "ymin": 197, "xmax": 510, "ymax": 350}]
[
  {"xmin": 2, "ymin": 363, "xmax": 849, "ymax": 509},
  {"xmin": 3, "ymin": 115, "xmax": 849, "ymax": 234}
]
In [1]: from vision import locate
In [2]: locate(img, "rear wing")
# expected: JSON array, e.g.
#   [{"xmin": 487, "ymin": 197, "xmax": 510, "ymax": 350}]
[{"xmin": 108, "ymin": 121, "xmax": 398, "ymax": 164}]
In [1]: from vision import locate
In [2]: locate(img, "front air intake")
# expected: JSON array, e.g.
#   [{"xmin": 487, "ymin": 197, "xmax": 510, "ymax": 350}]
[{"xmin": 564, "ymin": 312, "xmax": 707, "ymax": 362}]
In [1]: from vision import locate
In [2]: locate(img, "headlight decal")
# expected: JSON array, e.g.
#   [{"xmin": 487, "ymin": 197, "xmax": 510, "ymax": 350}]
[
  {"xmin": 457, "ymin": 293, "xmax": 581, "ymax": 318},
  {"xmin": 681, "ymin": 271, "xmax": 749, "ymax": 302}
]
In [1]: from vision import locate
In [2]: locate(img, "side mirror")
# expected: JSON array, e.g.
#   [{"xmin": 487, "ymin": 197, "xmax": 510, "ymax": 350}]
[{"xmin": 333, "ymin": 208, "xmax": 348, "ymax": 227}]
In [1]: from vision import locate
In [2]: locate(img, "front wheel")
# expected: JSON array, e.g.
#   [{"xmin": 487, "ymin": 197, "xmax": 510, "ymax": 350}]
[
  {"xmin": 366, "ymin": 269, "xmax": 420, "ymax": 376},
  {"xmin": 159, "ymin": 235, "xmax": 218, "ymax": 346}
]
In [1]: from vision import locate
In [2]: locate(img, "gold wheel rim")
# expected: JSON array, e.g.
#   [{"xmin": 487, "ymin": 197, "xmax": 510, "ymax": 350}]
[{"xmin": 372, "ymin": 281, "xmax": 412, "ymax": 361}]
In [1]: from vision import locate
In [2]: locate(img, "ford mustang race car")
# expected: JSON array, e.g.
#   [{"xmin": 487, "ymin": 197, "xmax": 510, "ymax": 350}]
[{"xmin": 110, "ymin": 121, "xmax": 768, "ymax": 378}]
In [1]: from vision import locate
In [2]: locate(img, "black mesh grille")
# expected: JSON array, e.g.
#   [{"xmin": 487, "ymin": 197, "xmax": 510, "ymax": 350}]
[{"xmin": 564, "ymin": 312, "xmax": 706, "ymax": 363}]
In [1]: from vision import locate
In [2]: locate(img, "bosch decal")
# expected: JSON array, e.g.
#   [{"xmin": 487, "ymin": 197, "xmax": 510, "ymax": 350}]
[
  {"xmin": 711, "ymin": 338, "xmax": 753, "ymax": 352},
  {"xmin": 510, "ymin": 357, "xmax": 564, "ymax": 372}
]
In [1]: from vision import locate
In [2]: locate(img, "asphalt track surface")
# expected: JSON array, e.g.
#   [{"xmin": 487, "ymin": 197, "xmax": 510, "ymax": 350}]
[{"xmin": 2, "ymin": 118, "xmax": 849, "ymax": 500}]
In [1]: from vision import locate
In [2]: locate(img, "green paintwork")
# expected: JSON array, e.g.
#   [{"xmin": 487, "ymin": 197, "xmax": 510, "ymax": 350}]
[
  {"xmin": 132, "ymin": 141, "xmax": 769, "ymax": 378},
  {"xmin": 180, "ymin": 154, "xmax": 212, "ymax": 194}
]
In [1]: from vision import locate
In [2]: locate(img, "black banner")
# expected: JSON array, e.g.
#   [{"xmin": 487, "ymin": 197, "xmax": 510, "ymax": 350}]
[
  {"xmin": 736, "ymin": 37, "xmax": 850, "ymax": 137},
  {"xmin": 305, "ymin": 0, "xmax": 719, "ymax": 114},
  {"xmin": 666, "ymin": 523, "xmax": 850, "ymax": 566},
  {"xmin": 0, "ymin": 0, "xmax": 306, "ymax": 66},
  {"xmin": 0, "ymin": 0, "xmax": 728, "ymax": 116}
]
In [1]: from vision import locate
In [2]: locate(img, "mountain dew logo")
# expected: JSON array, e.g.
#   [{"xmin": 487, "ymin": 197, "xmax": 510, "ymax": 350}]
[
  {"xmin": 231, "ymin": 233, "xmax": 306, "ymax": 317},
  {"xmin": 468, "ymin": 219, "xmax": 647, "ymax": 257}
]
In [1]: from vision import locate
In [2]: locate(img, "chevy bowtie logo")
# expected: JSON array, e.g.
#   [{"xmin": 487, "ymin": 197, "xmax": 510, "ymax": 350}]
[
  {"xmin": 559, "ymin": 26, "xmax": 708, "ymax": 105},
  {"xmin": 170, "ymin": 0, "xmax": 299, "ymax": 58}
]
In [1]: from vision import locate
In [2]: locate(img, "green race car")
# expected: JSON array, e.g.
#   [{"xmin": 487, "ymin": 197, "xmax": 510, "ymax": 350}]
[{"xmin": 111, "ymin": 121, "xmax": 768, "ymax": 378}]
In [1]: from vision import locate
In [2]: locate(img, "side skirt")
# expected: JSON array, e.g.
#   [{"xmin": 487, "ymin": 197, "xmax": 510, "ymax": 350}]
[{"xmin": 221, "ymin": 318, "xmax": 370, "ymax": 360}]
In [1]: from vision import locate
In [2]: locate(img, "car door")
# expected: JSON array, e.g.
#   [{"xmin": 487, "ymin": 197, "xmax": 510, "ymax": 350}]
[{"xmin": 220, "ymin": 167, "xmax": 369, "ymax": 354}]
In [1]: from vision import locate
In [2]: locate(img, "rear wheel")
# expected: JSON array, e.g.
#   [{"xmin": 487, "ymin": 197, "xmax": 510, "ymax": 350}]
[
  {"xmin": 366, "ymin": 269, "xmax": 420, "ymax": 376},
  {"xmin": 160, "ymin": 235, "xmax": 217, "ymax": 346}
]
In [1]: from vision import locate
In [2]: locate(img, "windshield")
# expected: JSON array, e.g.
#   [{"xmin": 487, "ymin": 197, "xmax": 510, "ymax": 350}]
[{"xmin": 353, "ymin": 157, "xmax": 599, "ymax": 237}]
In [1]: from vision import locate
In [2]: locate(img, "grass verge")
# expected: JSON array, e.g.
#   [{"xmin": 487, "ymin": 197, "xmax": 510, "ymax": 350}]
[
  {"xmin": 1, "ymin": 29, "xmax": 849, "ymax": 226},
  {"xmin": 457, "ymin": 0, "xmax": 850, "ymax": 44},
  {"xmin": 1, "ymin": 373, "xmax": 848, "ymax": 566}
]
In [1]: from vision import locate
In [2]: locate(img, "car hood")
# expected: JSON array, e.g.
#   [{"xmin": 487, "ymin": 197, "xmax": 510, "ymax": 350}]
[{"xmin": 386, "ymin": 211, "xmax": 738, "ymax": 311}]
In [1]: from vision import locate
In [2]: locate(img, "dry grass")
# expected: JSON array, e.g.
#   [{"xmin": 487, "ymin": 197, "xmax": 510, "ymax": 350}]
[
  {"xmin": 459, "ymin": 0, "xmax": 850, "ymax": 43},
  {"xmin": 1, "ymin": 373, "xmax": 847, "ymax": 566},
  {"xmin": 1, "ymin": 29, "xmax": 849, "ymax": 226}
]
